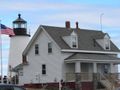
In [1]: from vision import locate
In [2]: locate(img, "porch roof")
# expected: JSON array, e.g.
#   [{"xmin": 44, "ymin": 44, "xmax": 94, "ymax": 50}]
[
  {"xmin": 65, "ymin": 53, "xmax": 120, "ymax": 62},
  {"xmin": 11, "ymin": 64, "xmax": 23, "ymax": 72}
]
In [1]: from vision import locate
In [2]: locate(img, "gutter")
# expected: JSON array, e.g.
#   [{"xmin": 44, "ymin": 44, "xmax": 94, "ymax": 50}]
[{"xmin": 61, "ymin": 49, "xmax": 120, "ymax": 54}]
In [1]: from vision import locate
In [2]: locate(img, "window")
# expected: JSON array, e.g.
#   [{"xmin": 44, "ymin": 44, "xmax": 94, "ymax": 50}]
[
  {"xmin": 42, "ymin": 64, "xmax": 46, "ymax": 75},
  {"xmin": 72, "ymin": 36, "xmax": 77, "ymax": 48},
  {"xmin": 104, "ymin": 34, "xmax": 110, "ymax": 50},
  {"xmin": 35, "ymin": 44, "xmax": 39, "ymax": 55},
  {"xmin": 105, "ymin": 39, "xmax": 110, "ymax": 50},
  {"xmin": 48, "ymin": 42, "xmax": 52, "ymax": 53},
  {"xmin": 70, "ymin": 31, "xmax": 78, "ymax": 48},
  {"xmin": 71, "ymin": 35, "xmax": 78, "ymax": 48}
]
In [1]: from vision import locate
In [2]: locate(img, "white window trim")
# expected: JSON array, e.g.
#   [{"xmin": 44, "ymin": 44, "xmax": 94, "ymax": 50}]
[
  {"xmin": 42, "ymin": 64, "xmax": 46, "ymax": 75},
  {"xmin": 104, "ymin": 37, "xmax": 110, "ymax": 50},
  {"xmin": 70, "ymin": 31, "xmax": 78, "ymax": 48},
  {"xmin": 35, "ymin": 44, "xmax": 39, "ymax": 55},
  {"xmin": 48, "ymin": 42, "xmax": 52, "ymax": 54}
]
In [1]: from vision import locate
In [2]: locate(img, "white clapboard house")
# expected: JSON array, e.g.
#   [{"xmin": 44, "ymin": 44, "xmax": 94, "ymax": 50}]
[{"xmin": 14, "ymin": 22, "xmax": 120, "ymax": 90}]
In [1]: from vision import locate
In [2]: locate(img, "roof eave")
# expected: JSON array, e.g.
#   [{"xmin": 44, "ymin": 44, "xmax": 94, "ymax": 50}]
[
  {"xmin": 61, "ymin": 49, "xmax": 120, "ymax": 54},
  {"xmin": 65, "ymin": 59, "xmax": 120, "ymax": 63}
]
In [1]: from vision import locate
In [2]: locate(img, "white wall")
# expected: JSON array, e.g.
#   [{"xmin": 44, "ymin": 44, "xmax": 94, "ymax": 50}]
[
  {"xmin": 19, "ymin": 29, "xmax": 120, "ymax": 85},
  {"xmin": 20, "ymin": 29, "xmax": 71, "ymax": 85},
  {"xmin": 9, "ymin": 36, "xmax": 29, "ymax": 68}
]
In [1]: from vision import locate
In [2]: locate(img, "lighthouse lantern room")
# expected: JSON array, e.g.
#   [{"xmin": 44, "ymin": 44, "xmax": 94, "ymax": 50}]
[{"xmin": 12, "ymin": 14, "xmax": 29, "ymax": 36}]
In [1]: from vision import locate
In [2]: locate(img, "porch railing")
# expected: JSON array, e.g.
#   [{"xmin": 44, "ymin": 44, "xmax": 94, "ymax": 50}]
[
  {"xmin": 100, "ymin": 73, "xmax": 120, "ymax": 87},
  {"xmin": 66, "ymin": 73, "xmax": 95, "ymax": 82},
  {"xmin": 66, "ymin": 73, "xmax": 120, "ymax": 83}
]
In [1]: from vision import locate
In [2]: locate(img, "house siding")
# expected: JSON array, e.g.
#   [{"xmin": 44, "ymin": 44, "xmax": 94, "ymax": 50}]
[
  {"xmin": 18, "ymin": 25, "xmax": 120, "ymax": 90},
  {"xmin": 20, "ymin": 29, "xmax": 72, "ymax": 85}
]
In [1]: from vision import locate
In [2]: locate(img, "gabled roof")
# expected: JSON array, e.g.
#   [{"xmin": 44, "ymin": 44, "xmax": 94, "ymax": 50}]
[
  {"xmin": 42, "ymin": 25, "xmax": 119, "ymax": 51},
  {"xmin": 23, "ymin": 25, "xmax": 120, "ymax": 55}
]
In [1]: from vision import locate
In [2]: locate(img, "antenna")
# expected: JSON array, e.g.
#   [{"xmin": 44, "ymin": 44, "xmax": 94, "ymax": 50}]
[
  {"xmin": 100, "ymin": 13, "xmax": 104, "ymax": 31},
  {"xmin": 29, "ymin": 29, "xmax": 31, "ymax": 36}
]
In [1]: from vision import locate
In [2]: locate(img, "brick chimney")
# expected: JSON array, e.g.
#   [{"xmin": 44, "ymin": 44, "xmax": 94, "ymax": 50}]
[
  {"xmin": 76, "ymin": 21, "xmax": 79, "ymax": 29},
  {"xmin": 65, "ymin": 21, "xmax": 70, "ymax": 28}
]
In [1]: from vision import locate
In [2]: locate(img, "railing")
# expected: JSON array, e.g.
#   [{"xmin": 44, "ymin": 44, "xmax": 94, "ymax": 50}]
[
  {"xmin": 66, "ymin": 73, "xmax": 76, "ymax": 82},
  {"xmin": 102, "ymin": 73, "xmax": 120, "ymax": 87},
  {"xmin": 66, "ymin": 73, "xmax": 120, "ymax": 83},
  {"xmin": 66, "ymin": 73, "xmax": 120, "ymax": 90},
  {"xmin": 100, "ymin": 73, "xmax": 113, "ymax": 90},
  {"xmin": 66, "ymin": 73, "xmax": 94, "ymax": 82}
]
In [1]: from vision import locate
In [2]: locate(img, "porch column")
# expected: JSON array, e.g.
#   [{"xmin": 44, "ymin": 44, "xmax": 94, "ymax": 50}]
[
  {"xmin": 110, "ymin": 63, "xmax": 114, "ymax": 73},
  {"xmin": 75, "ymin": 61, "xmax": 81, "ymax": 73},
  {"xmin": 93, "ymin": 62, "xmax": 97, "ymax": 73},
  {"xmin": 75, "ymin": 62, "xmax": 81, "ymax": 90},
  {"xmin": 93, "ymin": 62, "xmax": 97, "ymax": 90}
]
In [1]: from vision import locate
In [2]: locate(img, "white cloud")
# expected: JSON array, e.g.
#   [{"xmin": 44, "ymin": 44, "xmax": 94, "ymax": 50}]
[{"xmin": 1, "ymin": 1, "xmax": 120, "ymax": 29}]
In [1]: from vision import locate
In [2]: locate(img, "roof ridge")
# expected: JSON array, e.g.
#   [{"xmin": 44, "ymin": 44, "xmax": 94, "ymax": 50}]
[{"xmin": 41, "ymin": 25, "xmax": 103, "ymax": 32}]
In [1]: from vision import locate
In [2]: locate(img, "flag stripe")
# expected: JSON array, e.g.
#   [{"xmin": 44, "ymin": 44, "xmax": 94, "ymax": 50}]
[{"xmin": 0, "ymin": 24, "xmax": 15, "ymax": 36}]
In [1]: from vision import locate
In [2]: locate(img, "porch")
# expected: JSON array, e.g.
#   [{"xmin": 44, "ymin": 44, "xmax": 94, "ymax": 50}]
[
  {"xmin": 66, "ymin": 73, "xmax": 120, "ymax": 90},
  {"xmin": 64, "ymin": 53, "xmax": 120, "ymax": 90},
  {"xmin": 66, "ymin": 72, "xmax": 120, "ymax": 82}
]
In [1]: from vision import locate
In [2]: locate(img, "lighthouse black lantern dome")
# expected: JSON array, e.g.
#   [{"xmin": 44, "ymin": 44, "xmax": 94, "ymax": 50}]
[{"xmin": 13, "ymin": 14, "xmax": 29, "ymax": 36}]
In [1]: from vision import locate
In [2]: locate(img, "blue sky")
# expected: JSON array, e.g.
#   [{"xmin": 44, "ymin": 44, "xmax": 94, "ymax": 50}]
[{"xmin": 0, "ymin": 0, "xmax": 120, "ymax": 75}]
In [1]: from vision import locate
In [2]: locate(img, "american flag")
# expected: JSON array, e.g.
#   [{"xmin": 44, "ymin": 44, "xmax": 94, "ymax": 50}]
[{"xmin": 0, "ymin": 24, "xmax": 15, "ymax": 36}]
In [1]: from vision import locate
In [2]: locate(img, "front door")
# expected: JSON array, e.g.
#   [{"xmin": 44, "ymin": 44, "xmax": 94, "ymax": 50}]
[{"xmin": 97, "ymin": 63, "xmax": 110, "ymax": 74}]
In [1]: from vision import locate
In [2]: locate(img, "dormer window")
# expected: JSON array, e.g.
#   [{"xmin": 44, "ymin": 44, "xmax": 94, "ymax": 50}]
[
  {"xmin": 71, "ymin": 31, "xmax": 78, "ymax": 48},
  {"xmin": 72, "ymin": 35, "xmax": 77, "ymax": 48},
  {"xmin": 105, "ymin": 38, "xmax": 110, "ymax": 50},
  {"xmin": 95, "ymin": 33, "xmax": 111, "ymax": 50},
  {"xmin": 104, "ymin": 34, "xmax": 110, "ymax": 50},
  {"xmin": 62, "ymin": 30, "xmax": 78, "ymax": 48}
]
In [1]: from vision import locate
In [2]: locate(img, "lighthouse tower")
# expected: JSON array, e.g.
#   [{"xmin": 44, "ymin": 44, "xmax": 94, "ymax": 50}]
[{"xmin": 8, "ymin": 14, "xmax": 30, "ymax": 73}]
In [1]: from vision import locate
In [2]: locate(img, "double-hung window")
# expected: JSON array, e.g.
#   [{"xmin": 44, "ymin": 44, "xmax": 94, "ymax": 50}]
[
  {"xmin": 48, "ymin": 42, "xmax": 52, "ymax": 53},
  {"xmin": 42, "ymin": 64, "xmax": 46, "ymax": 75},
  {"xmin": 35, "ymin": 44, "xmax": 39, "ymax": 55}
]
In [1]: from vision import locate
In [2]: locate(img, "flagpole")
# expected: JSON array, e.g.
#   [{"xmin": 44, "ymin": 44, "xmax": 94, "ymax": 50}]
[{"xmin": 0, "ymin": 20, "xmax": 3, "ymax": 83}]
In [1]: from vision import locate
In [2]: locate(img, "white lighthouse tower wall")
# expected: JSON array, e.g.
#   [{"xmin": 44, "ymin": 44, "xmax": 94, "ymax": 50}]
[{"xmin": 9, "ymin": 36, "xmax": 29, "ymax": 68}]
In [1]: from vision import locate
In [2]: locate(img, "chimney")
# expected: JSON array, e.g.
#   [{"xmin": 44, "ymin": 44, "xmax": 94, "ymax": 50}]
[
  {"xmin": 76, "ymin": 21, "xmax": 79, "ymax": 29},
  {"xmin": 65, "ymin": 21, "xmax": 70, "ymax": 28}
]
